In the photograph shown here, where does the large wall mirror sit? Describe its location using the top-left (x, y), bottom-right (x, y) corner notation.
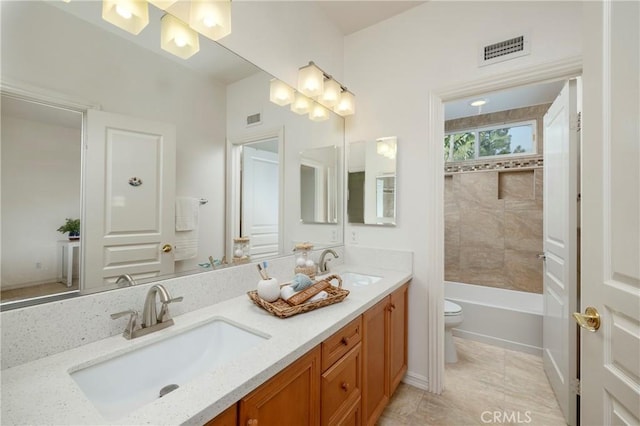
top-left (0, 1), bottom-right (344, 308)
top-left (347, 137), bottom-right (397, 226)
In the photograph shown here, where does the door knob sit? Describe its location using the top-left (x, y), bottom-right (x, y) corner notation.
top-left (572, 306), bottom-right (600, 332)
top-left (537, 253), bottom-right (546, 261)
top-left (162, 244), bottom-right (173, 253)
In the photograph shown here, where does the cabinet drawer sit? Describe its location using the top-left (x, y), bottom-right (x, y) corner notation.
top-left (322, 316), bottom-right (362, 371)
top-left (321, 343), bottom-right (361, 426)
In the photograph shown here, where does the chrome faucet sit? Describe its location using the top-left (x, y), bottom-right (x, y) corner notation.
top-left (115, 274), bottom-right (136, 287)
top-left (111, 284), bottom-right (183, 340)
top-left (318, 249), bottom-right (339, 274)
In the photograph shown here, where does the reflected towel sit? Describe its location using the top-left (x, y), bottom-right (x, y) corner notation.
top-left (175, 197), bottom-right (199, 231)
top-left (174, 231), bottom-right (198, 261)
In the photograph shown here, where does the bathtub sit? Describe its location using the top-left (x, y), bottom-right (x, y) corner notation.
top-left (445, 281), bottom-right (543, 356)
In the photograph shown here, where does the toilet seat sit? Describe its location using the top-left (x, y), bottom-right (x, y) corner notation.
top-left (444, 300), bottom-right (462, 316)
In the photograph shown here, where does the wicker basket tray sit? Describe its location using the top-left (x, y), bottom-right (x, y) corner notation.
top-left (247, 274), bottom-right (348, 318)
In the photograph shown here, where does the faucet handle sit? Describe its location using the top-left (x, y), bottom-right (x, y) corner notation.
top-left (158, 296), bottom-right (183, 323)
top-left (111, 310), bottom-right (139, 339)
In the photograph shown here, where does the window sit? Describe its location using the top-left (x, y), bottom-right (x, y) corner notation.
top-left (444, 120), bottom-right (536, 162)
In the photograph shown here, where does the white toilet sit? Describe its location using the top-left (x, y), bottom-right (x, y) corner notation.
top-left (444, 299), bottom-right (464, 363)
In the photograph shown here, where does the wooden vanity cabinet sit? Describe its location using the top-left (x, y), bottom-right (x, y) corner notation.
top-left (239, 346), bottom-right (321, 426)
top-left (206, 284), bottom-right (408, 426)
top-left (362, 283), bottom-right (409, 426)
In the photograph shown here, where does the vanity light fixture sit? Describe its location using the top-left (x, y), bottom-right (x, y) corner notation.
top-left (309, 102), bottom-right (330, 122)
top-left (189, 0), bottom-right (232, 41)
top-left (161, 14), bottom-right (200, 59)
top-left (320, 78), bottom-right (341, 108)
top-left (334, 90), bottom-right (355, 116)
top-left (297, 62), bottom-right (325, 98)
top-left (291, 92), bottom-right (312, 115)
top-left (377, 137), bottom-right (397, 159)
top-left (269, 79), bottom-right (295, 106)
top-left (102, 0), bottom-right (149, 35)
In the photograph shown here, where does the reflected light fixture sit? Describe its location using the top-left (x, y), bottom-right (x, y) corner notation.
top-left (290, 92), bottom-right (312, 115)
top-left (161, 14), bottom-right (200, 59)
top-left (102, 0), bottom-right (149, 35)
top-left (189, 0), bottom-right (232, 41)
top-left (377, 137), bottom-right (397, 159)
top-left (309, 102), bottom-right (330, 122)
top-left (269, 79), bottom-right (294, 106)
top-left (297, 62), bottom-right (324, 98)
top-left (470, 99), bottom-right (487, 107)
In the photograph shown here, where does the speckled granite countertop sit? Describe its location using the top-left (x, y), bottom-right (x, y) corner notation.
top-left (1, 265), bottom-right (411, 425)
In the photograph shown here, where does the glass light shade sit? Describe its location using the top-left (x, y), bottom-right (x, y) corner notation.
top-left (309, 103), bottom-right (330, 122)
top-left (297, 63), bottom-right (324, 98)
top-left (102, 0), bottom-right (149, 35)
top-left (334, 90), bottom-right (355, 116)
top-left (269, 79), bottom-right (294, 106)
top-left (290, 92), bottom-right (312, 115)
top-left (189, 0), bottom-right (231, 41)
top-left (147, 0), bottom-right (177, 10)
top-left (320, 78), bottom-right (341, 107)
top-left (161, 14), bottom-right (200, 59)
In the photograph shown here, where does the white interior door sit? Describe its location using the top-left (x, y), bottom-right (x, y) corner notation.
top-left (542, 79), bottom-right (579, 426)
top-left (241, 144), bottom-right (279, 259)
top-left (84, 110), bottom-right (176, 289)
top-left (581, 1), bottom-right (640, 424)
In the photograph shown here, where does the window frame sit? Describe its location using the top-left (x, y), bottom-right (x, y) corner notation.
top-left (445, 119), bottom-right (537, 162)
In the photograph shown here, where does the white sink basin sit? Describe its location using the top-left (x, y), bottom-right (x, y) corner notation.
top-left (70, 318), bottom-right (268, 421)
top-left (341, 272), bottom-right (382, 287)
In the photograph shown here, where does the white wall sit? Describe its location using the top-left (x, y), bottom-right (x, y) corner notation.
top-left (1, 116), bottom-right (81, 288)
top-left (343, 1), bottom-right (583, 387)
top-left (1, 2), bottom-right (228, 279)
top-left (219, 1), bottom-right (345, 90)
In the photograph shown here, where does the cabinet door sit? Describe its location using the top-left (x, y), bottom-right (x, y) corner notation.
top-left (240, 346), bottom-right (321, 426)
top-left (389, 284), bottom-right (408, 396)
top-left (205, 404), bottom-right (237, 426)
top-left (362, 297), bottom-right (389, 426)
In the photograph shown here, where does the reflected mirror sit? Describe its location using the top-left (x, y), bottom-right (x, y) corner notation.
top-left (0, 0), bottom-right (344, 307)
top-left (347, 137), bottom-right (397, 226)
top-left (300, 146), bottom-right (338, 224)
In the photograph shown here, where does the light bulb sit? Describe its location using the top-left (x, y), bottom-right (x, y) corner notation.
top-left (175, 36), bottom-right (187, 47)
top-left (203, 16), bottom-right (216, 28)
top-left (115, 4), bottom-right (132, 19)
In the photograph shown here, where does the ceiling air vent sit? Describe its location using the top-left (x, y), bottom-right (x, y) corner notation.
top-left (246, 112), bottom-right (261, 127)
top-left (479, 33), bottom-right (530, 67)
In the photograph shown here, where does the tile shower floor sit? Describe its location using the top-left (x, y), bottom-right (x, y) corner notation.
top-left (379, 337), bottom-right (567, 425)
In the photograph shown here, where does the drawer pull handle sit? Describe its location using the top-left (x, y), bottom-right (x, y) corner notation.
top-left (341, 336), bottom-right (349, 346)
top-left (247, 419), bottom-right (258, 426)
top-left (341, 382), bottom-right (350, 392)
top-left (389, 303), bottom-right (396, 311)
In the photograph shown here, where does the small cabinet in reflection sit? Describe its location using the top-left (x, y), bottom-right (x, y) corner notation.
top-left (348, 137), bottom-right (397, 226)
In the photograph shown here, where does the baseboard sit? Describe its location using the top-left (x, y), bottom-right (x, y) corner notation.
top-left (402, 370), bottom-right (429, 391)
top-left (453, 329), bottom-right (542, 356)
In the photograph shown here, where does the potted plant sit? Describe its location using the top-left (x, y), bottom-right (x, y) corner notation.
top-left (57, 218), bottom-right (80, 240)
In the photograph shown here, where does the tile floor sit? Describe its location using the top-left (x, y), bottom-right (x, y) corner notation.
top-left (0, 280), bottom-right (78, 302)
top-left (378, 337), bottom-right (567, 425)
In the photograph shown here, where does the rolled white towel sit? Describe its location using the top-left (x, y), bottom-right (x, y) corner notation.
top-left (307, 290), bottom-right (328, 303)
top-left (280, 285), bottom-right (295, 300)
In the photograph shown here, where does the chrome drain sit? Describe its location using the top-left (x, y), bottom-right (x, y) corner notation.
top-left (159, 384), bottom-right (179, 398)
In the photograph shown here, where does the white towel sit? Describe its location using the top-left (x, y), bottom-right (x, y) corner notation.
top-left (175, 197), bottom-right (199, 231)
top-left (174, 231), bottom-right (198, 261)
